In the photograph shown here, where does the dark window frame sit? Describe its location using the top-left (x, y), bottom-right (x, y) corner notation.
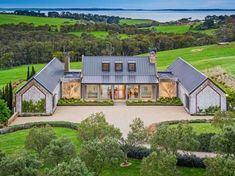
top-left (102, 63), bottom-right (110, 72)
top-left (128, 63), bottom-right (136, 72)
top-left (115, 63), bottom-right (123, 72)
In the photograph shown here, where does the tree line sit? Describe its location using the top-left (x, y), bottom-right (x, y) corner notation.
top-left (0, 23), bottom-right (215, 68)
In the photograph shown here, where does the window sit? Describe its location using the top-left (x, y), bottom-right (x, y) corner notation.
top-left (102, 63), bottom-right (110, 72)
top-left (127, 85), bottom-right (139, 99)
top-left (115, 63), bottom-right (123, 72)
top-left (185, 94), bottom-right (190, 110)
top-left (128, 62), bottom-right (136, 72)
top-left (100, 85), bottom-right (112, 99)
top-left (87, 85), bottom-right (99, 99)
top-left (140, 85), bottom-right (152, 99)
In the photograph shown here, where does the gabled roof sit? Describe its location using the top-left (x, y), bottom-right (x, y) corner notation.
top-left (167, 58), bottom-right (208, 94)
top-left (82, 56), bottom-right (158, 84)
top-left (17, 58), bottom-right (64, 94)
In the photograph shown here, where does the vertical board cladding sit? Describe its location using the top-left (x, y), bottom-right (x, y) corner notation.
top-left (52, 83), bottom-right (61, 112)
top-left (190, 80), bottom-right (227, 114)
top-left (159, 80), bottom-right (177, 98)
top-left (177, 83), bottom-right (189, 108)
top-left (16, 79), bottom-right (52, 115)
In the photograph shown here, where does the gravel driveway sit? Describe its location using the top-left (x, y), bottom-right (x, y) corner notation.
top-left (12, 104), bottom-right (212, 137)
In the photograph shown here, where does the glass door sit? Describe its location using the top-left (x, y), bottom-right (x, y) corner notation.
top-left (114, 85), bottom-right (126, 100)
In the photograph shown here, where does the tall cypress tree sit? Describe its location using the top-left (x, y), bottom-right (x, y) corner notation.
top-left (27, 66), bottom-right (30, 81)
top-left (31, 66), bottom-right (36, 77)
top-left (8, 82), bottom-right (13, 111)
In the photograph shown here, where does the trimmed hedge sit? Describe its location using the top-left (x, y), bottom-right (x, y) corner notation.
top-left (58, 98), bottom-right (114, 106)
top-left (0, 121), bottom-right (79, 134)
top-left (157, 119), bottom-right (212, 128)
top-left (126, 97), bottom-right (183, 106)
top-left (127, 146), bottom-right (206, 168)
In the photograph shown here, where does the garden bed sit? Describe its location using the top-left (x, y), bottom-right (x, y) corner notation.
top-left (126, 97), bottom-right (183, 106)
top-left (57, 98), bottom-right (114, 106)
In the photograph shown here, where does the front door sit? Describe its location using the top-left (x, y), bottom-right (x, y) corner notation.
top-left (114, 85), bottom-right (126, 100)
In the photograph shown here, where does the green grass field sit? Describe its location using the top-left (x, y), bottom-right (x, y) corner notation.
top-left (69, 31), bottom-right (109, 39)
top-left (141, 42), bottom-right (235, 75)
top-left (0, 127), bottom-right (206, 175)
top-left (169, 123), bottom-right (221, 135)
top-left (0, 14), bottom-right (77, 26)
top-left (154, 25), bottom-right (190, 34)
top-left (119, 19), bottom-right (153, 25)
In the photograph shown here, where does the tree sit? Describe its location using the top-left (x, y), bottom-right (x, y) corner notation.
top-left (204, 156), bottom-right (235, 176)
top-left (140, 150), bottom-right (177, 176)
top-left (8, 83), bottom-right (13, 111)
top-left (78, 112), bottom-right (122, 142)
top-left (210, 126), bottom-right (235, 158)
top-left (0, 99), bottom-right (11, 124)
top-left (31, 66), bottom-right (36, 77)
top-left (151, 123), bottom-right (200, 155)
top-left (25, 125), bottom-right (57, 156)
top-left (212, 111), bottom-right (235, 129)
top-left (0, 152), bottom-right (41, 176)
top-left (119, 118), bottom-right (148, 165)
top-left (42, 137), bottom-right (77, 166)
top-left (80, 137), bottom-right (122, 176)
top-left (47, 157), bottom-right (93, 176)
top-left (27, 66), bottom-right (30, 80)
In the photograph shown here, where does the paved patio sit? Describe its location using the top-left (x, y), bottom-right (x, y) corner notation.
top-left (12, 104), bottom-right (212, 137)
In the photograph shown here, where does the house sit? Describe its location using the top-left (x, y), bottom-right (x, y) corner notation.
top-left (16, 52), bottom-right (227, 115)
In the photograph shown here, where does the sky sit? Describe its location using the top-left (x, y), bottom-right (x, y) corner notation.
top-left (0, 0), bottom-right (235, 9)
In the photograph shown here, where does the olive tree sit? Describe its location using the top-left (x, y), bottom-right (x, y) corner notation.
top-left (119, 118), bottom-right (149, 165)
top-left (0, 152), bottom-right (41, 176)
top-left (80, 137), bottom-right (122, 176)
top-left (151, 123), bottom-right (200, 154)
top-left (42, 137), bottom-right (77, 166)
top-left (78, 112), bottom-right (122, 142)
top-left (25, 125), bottom-right (57, 157)
top-left (204, 156), bottom-right (235, 176)
top-left (210, 126), bottom-right (235, 158)
top-left (47, 157), bottom-right (93, 176)
top-left (140, 150), bottom-right (177, 176)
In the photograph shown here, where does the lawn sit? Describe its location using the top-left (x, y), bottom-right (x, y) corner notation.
top-left (169, 123), bottom-right (221, 135)
top-left (69, 31), bottom-right (109, 39)
top-left (0, 127), bottom-right (206, 175)
top-left (119, 18), bottom-right (153, 25)
top-left (0, 127), bottom-right (81, 156)
top-left (0, 14), bottom-right (77, 26)
top-left (141, 42), bottom-right (235, 75)
top-left (0, 62), bottom-right (81, 88)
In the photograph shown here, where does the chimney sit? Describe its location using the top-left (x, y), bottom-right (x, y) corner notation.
top-left (64, 54), bottom-right (70, 72)
top-left (149, 49), bottom-right (157, 64)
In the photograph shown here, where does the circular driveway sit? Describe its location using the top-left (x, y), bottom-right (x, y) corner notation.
top-left (12, 105), bottom-right (211, 137)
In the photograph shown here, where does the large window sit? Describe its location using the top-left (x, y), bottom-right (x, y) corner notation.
top-left (127, 85), bottom-right (139, 99)
top-left (115, 63), bottom-right (123, 72)
top-left (100, 85), bottom-right (112, 99)
top-left (128, 62), bottom-right (136, 72)
top-left (140, 85), bottom-right (153, 99)
top-left (87, 85), bottom-right (99, 99)
top-left (102, 62), bottom-right (110, 72)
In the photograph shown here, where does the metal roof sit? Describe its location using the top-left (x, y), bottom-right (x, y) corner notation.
top-left (158, 71), bottom-right (178, 81)
top-left (82, 56), bottom-right (158, 84)
top-left (17, 58), bottom-right (64, 94)
top-left (167, 58), bottom-right (208, 94)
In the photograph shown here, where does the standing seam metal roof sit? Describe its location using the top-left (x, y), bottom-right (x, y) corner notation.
top-left (82, 56), bottom-right (158, 84)
top-left (167, 58), bottom-right (208, 94)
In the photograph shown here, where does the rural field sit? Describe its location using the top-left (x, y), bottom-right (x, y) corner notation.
top-left (119, 18), bottom-right (154, 25)
top-left (1, 42), bottom-right (235, 88)
top-left (0, 14), bottom-right (78, 26)
top-left (0, 127), bottom-right (206, 176)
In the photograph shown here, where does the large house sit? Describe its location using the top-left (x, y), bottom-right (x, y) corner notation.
top-left (16, 52), bottom-right (227, 116)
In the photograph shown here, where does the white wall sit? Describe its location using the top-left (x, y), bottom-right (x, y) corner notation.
top-left (177, 82), bottom-right (190, 112)
top-left (22, 85), bottom-right (45, 103)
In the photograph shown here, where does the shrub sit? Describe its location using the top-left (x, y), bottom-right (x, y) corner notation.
top-left (58, 98), bottom-right (114, 106)
top-left (22, 99), bottom-right (46, 113)
top-left (0, 99), bottom-right (11, 125)
top-left (197, 133), bottom-right (216, 152)
top-left (127, 146), bottom-right (151, 159)
top-left (176, 154), bottom-right (205, 168)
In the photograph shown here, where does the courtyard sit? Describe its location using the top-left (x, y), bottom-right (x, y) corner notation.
top-left (11, 104), bottom-right (212, 136)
